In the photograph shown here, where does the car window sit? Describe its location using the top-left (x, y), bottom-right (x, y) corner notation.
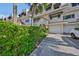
top-left (75, 28), bottom-right (79, 31)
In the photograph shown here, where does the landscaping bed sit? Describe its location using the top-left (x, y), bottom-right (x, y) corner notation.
top-left (0, 21), bottom-right (47, 56)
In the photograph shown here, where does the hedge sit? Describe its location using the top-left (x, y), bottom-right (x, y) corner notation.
top-left (0, 21), bottom-right (47, 56)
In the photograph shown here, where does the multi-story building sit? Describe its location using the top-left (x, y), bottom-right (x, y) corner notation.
top-left (17, 11), bottom-right (32, 25)
top-left (33, 3), bottom-right (79, 34)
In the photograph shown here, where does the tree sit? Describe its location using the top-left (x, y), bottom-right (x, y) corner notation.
top-left (4, 18), bottom-right (6, 20)
top-left (28, 3), bottom-right (49, 26)
top-left (21, 11), bottom-right (26, 16)
top-left (18, 14), bottom-right (21, 17)
top-left (13, 3), bottom-right (17, 24)
top-left (8, 16), bottom-right (12, 20)
top-left (18, 11), bottom-right (26, 17)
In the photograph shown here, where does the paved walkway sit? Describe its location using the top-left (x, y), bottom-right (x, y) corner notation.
top-left (30, 34), bottom-right (79, 56)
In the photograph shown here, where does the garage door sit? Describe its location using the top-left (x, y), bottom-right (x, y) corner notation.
top-left (63, 24), bottom-right (75, 33)
top-left (49, 25), bottom-right (63, 33)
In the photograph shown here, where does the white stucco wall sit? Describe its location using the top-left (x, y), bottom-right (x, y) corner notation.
top-left (34, 18), bottom-right (48, 26)
top-left (21, 18), bottom-right (31, 25)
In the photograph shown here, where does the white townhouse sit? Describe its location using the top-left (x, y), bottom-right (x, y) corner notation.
top-left (18, 11), bottom-right (32, 26)
top-left (33, 3), bottom-right (79, 34)
top-left (18, 16), bottom-right (31, 26)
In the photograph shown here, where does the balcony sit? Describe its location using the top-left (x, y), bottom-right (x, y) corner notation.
top-left (34, 4), bottom-right (66, 18)
top-left (45, 3), bottom-right (52, 11)
top-left (53, 3), bottom-right (61, 9)
top-left (33, 17), bottom-right (40, 23)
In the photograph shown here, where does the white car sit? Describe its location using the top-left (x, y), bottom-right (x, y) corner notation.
top-left (70, 28), bottom-right (79, 39)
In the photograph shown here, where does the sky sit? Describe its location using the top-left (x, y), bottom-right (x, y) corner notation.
top-left (0, 3), bottom-right (30, 18)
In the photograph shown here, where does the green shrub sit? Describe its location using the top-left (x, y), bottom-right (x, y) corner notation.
top-left (0, 21), bottom-right (47, 56)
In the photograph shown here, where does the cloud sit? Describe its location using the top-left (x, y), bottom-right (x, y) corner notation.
top-left (0, 14), bottom-right (9, 18)
top-left (26, 9), bottom-right (29, 12)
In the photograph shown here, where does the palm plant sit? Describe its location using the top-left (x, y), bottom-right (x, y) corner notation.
top-left (18, 11), bottom-right (26, 17)
top-left (13, 3), bottom-right (17, 24)
top-left (18, 14), bottom-right (22, 17)
top-left (8, 16), bottom-right (12, 20)
top-left (28, 3), bottom-right (49, 26)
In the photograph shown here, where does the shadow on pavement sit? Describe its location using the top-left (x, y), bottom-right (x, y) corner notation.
top-left (30, 36), bottom-right (79, 56)
top-left (61, 36), bottom-right (79, 49)
top-left (44, 37), bottom-right (74, 48)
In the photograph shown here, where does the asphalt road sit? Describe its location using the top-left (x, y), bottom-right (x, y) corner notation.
top-left (30, 34), bottom-right (79, 56)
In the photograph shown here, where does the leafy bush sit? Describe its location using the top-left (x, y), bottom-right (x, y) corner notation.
top-left (0, 21), bottom-right (47, 56)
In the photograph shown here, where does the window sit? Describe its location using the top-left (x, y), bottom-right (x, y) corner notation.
top-left (75, 28), bottom-right (79, 31)
top-left (34, 18), bottom-right (40, 22)
top-left (72, 3), bottom-right (79, 7)
top-left (25, 19), bottom-right (29, 22)
top-left (46, 3), bottom-right (52, 11)
top-left (63, 14), bottom-right (75, 20)
top-left (71, 14), bottom-right (75, 18)
top-left (53, 3), bottom-right (61, 9)
top-left (49, 14), bottom-right (60, 20)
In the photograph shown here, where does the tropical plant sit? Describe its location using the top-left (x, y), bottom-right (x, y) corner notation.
top-left (8, 16), bottom-right (12, 20)
top-left (18, 14), bottom-right (21, 17)
top-left (13, 3), bottom-right (17, 24)
top-left (0, 19), bottom-right (3, 20)
top-left (28, 3), bottom-right (49, 26)
top-left (18, 11), bottom-right (26, 17)
top-left (0, 21), bottom-right (47, 56)
top-left (4, 18), bottom-right (6, 20)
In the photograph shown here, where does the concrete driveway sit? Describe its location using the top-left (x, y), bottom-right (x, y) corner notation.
top-left (30, 34), bottom-right (79, 56)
